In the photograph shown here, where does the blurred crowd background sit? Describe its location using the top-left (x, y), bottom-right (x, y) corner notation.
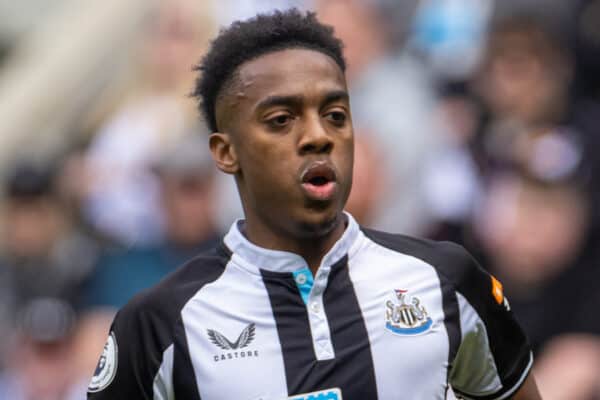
top-left (0, 0), bottom-right (599, 398)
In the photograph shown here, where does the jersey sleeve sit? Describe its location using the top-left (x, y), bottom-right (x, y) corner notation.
top-left (87, 294), bottom-right (173, 400)
top-left (443, 243), bottom-right (533, 400)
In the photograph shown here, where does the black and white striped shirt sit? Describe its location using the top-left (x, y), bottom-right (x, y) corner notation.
top-left (88, 213), bottom-right (532, 400)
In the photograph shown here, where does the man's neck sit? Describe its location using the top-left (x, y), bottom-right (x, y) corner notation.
top-left (242, 214), bottom-right (346, 275)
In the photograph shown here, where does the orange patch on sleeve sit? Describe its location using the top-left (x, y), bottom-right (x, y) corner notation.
top-left (491, 276), bottom-right (504, 305)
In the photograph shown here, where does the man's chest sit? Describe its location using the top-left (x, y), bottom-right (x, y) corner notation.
top-left (174, 265), bottom-right (454, 400)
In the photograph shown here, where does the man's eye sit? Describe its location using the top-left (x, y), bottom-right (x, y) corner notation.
top-left (268, 115), bottom-right (292, 126)
top-left (326, 111), bottom-right (347, 124)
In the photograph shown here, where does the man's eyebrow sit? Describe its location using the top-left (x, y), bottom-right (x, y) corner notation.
top-left (322, 90), bottom-right (349, 105)
top-left (255, 95), bottom-right (304, 111)
top-left (255, 90), bottom-right (349, 112)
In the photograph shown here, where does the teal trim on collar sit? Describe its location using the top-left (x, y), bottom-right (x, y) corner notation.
top-left (292, 268), bottom-right (314, 305)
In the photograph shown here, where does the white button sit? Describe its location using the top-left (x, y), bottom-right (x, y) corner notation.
top-left (295, 273), bottom-right (307, 285)
top-left (310, 302), bottom-right (321, 313)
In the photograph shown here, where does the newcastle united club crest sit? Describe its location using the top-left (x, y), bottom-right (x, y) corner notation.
top-left (385, 289), bottom-right (433, 335)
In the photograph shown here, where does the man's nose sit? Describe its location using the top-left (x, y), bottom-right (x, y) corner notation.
top-left (298, 114), bottom-right (333, 155)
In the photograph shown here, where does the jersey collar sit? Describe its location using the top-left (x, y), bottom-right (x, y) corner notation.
top-left (223, 211), bottom-right (361, 274)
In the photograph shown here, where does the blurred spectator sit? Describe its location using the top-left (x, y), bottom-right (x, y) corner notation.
top-left (476, 174), bottom-right (588, 293)
top-left (83, 0), bottom-right (214, 245)
top-left (0, 303), bottom-right (85, 400)
top-left (422, 82), bottom-right (483, 240)
top-left (475, 16), bottom-right (572, 129)
top-left (535, 334), bottom-right (600, 400)
top-left (0, 163), bottom-right (99, 367)
top-left (54, 144), bottom-right (118, 247)
top-left (473, 173), bottom-right (597, 349)
top-left (470, 15), bottom-right (600, 188)
top-left (84, 134), bottom-right (220, 309)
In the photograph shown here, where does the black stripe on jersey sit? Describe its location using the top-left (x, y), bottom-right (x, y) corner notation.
top-left (436, 275), bottom-right (460, 370)
top-left (324, 256), bottom-right (378, 398)
top-left (261, 268), bottom-right (318, 393)
top-left (261, 257), bottom-right (378, 399)
top-left (173, 319), bottom-right (202, 400)
top-left (361, 229), bottom-right (462, 386)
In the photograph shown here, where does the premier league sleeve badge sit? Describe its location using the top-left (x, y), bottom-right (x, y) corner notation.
top-left (88, 331), bottom-right (118, 393)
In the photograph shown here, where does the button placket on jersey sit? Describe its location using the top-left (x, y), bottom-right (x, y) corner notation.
top-left (306, 267), bottom-right (335, 360)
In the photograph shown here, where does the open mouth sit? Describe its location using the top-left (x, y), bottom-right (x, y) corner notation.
top-left (300, 162), bottom-right (337, 201)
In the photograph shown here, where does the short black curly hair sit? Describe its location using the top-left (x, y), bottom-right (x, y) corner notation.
top-left (192, 8), bottom-right (346, 133)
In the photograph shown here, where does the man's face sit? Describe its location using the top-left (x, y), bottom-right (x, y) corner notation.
top-left (213, 48), bottom-right (354, 238)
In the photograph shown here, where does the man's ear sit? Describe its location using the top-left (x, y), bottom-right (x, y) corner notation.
top-left (209, 132), bottom-right (239, 174)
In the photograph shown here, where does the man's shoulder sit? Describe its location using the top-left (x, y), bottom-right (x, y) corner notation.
top-left (361, 227), bottom-right (507, 325)
top-left (116, 243), bottom-right (230, 326)
top-left (360, 227), bottom-right (484, 290)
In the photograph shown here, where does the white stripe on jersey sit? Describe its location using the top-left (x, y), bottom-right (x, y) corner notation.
top-left (153, 344), bottom-right (174, 400)
top-left (451, 292), bottom-right (502, 396)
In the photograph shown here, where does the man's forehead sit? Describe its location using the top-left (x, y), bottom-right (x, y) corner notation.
top-left (235, 48), bottom-right (347, 98)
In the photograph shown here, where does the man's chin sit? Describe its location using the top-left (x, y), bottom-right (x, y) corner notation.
top-left (294, 209), bottom-right (343, 239)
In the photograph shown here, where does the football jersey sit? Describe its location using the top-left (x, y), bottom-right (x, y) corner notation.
top-left (87, 213), bottom-right (532, 399)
